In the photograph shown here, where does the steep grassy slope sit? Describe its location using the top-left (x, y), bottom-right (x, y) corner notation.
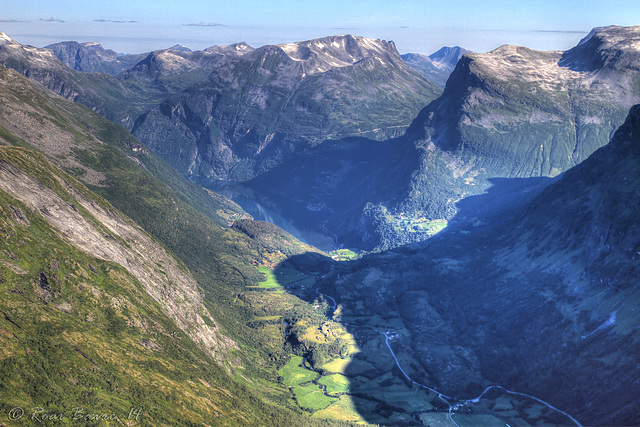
top-left (0, 147), bottom-right (293, 425)
top-left (0, 64), bottom-right (357, 425)
top-left (318, 104), bottom-right (640, 425)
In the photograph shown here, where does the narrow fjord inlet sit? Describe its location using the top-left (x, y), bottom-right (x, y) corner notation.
top-left (0, 2), bottom-right (639, 426)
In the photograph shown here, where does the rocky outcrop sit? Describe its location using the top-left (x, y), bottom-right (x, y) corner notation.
top-left (0, 150), bottom-right (236, 362)
top-left (9, 205), bottom-right (29, 226)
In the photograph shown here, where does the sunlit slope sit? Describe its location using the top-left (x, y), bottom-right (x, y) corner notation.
top-left (0, 63), bottom-right (355, 426)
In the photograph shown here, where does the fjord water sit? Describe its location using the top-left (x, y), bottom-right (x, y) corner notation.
top-left (207, 180), bottom-right (336, 251)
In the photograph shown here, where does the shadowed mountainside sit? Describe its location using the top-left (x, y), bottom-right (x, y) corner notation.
top-left (301, 104), bottom-right (640, 425)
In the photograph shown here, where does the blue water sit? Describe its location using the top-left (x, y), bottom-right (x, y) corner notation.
top-left (207, 182), bottom-right (334, 251)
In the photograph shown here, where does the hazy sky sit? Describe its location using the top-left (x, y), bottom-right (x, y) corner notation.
top-left (2, 0), bottom-right (639, 54)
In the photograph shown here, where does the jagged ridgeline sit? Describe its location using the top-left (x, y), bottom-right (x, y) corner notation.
top-left (0, 32), bottom-right (442, 183)
top-left (0, 64), bottom-right (353, 425)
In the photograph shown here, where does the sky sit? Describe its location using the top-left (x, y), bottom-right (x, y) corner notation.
top-left (1, 0), bottom-right (639, 55)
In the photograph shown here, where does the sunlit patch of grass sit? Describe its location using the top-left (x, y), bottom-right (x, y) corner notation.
top-left (328, 249), bottom-right (359, 261)
top-left (278, 356), bottom-right (317, 387)
top-left (295, 383), bottom-right (337, 411)
top-left (311, 395), bottom-right (372, 422)
top-left (256, 266), bottom-right (282, 288)
top-left (318, 374), bottom-right (350, 395)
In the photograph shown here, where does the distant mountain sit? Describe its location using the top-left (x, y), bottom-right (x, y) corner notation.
top-left (325, 103), bottom-right (640, 425)
top-left (0, 32), bottom-right (156, 127)
top-left (204, 42), bottom-right (253, 54)
top-left (44, 40), bottom-right (145, 74)
top-left (118, 43), bottom-right (251, 82)
top-left (0, 33), bottom-right (439, 185)
top-left (402, 46), bottom-right (470, 87)
top-left (131, 34), bottom-right (443, 181)
top-left (430, 46), bottom-right (471, 70)
top-left (167, 44), bottom-right (192, 52)
top-left (0, 33), bottom-right (225, 128)
top-left (247, 26), bottom-right (640, 250)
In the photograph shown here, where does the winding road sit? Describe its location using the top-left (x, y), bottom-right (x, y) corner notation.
top-left (378, 330), bottom-right (582, 427)
top-left (316, 286), bottom-right (582, 427)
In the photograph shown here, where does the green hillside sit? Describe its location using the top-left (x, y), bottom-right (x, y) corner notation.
top-left (0, 64), bottom-right (359, 425)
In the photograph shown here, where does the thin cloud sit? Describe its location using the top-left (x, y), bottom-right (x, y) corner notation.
top-left (183, 22), bottom-right (226, 27)
top-left (39, 17), bottom-right (65, 23)
top-left (534, 30), bottom-right (588, 34)
top-left (0, 19), bottom-right (25, 23)
top-left (94, 19), bottom-right (138, 24)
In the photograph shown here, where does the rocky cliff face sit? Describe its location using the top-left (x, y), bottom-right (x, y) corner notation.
top-left (131, 34), bottom-right (442, 181)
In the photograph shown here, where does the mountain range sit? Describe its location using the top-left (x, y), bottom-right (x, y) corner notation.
top-left (0, 24), bottom-right (639, 426)
top-left (44, 40), bottom-right (146, 75)
top-left (238, 26), bottom-right (640, 251)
